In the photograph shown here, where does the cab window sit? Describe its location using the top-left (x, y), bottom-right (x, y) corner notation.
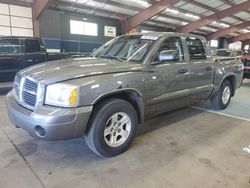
top-left (25, 39), bottom-right (40, 53)
top-left (0, 39), bottom-right (21, 54)
top-left (186, 37), bottom-right (206, 60)
top-left (155, 37), bottom-right (184, 62)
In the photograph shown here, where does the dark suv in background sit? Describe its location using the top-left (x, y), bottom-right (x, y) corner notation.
top-left (0, 36), bottom-right (75, 91)
top-left (0, 37), bottom-right (48, 89)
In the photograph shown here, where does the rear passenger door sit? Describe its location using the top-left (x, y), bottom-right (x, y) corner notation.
top-left (23, 39), bottom-right (47, 68)
top-left (185, 37), bottom-right (214, 101)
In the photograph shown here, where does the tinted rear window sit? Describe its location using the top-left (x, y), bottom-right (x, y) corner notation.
top-left (25, 39), bottom-right (40, 53)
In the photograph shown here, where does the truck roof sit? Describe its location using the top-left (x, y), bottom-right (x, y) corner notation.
top-left (125, 32), bottom-right (207, 41)
top-left (0, 36), bottom-right (41, 40)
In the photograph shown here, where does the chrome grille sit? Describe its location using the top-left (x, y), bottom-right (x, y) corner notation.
top-left (22, 90), bottom-right (37, 107)
top-left (13, 74), bottom-right (39, 110)
top-left (24, 79), bottom-right (38, 92)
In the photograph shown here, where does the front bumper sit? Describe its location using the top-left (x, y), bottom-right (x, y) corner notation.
top-left (6, 91), bottom-right (93, 140)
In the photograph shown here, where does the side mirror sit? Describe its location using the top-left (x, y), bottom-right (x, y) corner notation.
top-left (159, 50), bottom-right (179, 62)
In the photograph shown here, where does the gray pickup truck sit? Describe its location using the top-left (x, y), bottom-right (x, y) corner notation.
top-left (6, 32), bottom-right (243, 157)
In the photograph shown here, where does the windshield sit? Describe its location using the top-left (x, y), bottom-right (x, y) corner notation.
top-left (0, 39), bottom-right (22, 55)
top-left (213, 50), bottom-right (232, 57)
top-left (92, 35), bottom-right (155, 63)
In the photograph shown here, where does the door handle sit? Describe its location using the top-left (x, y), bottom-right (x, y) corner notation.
top-left (177, 68), bottom-right (188, 74)
top-left (206, 66), bottom-right (213, 71)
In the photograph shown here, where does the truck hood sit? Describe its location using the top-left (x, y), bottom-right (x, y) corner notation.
top-left (19, 57), bottom-right (143, 84)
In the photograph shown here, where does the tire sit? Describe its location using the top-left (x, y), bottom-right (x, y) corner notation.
top-left (85, 98), bottom-right (138, 157)
top-left (211, 80), bottom-right (232, 110)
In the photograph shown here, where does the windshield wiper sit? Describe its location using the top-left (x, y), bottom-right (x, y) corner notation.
top-left (100, 55), bottom-right (126, 62)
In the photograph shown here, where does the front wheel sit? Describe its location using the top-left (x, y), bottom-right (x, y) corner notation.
top-left (85, 99), bottom-right (138, 157)
top-left (211, 80), bottom-right (232, 110)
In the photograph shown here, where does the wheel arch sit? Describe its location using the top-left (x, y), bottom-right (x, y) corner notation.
top-left (221, 74), bottom-right (236, 96)
top-left (85, 89), bottom-right (144, 134)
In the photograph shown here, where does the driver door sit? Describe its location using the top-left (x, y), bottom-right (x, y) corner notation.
top-left (143, 36), bottom-right (192, 116)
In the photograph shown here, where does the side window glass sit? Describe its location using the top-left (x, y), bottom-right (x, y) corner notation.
top-left (186, 37), bottom-right (206, 60)
top-left (0, 39), bottom-right (21, 54)
top-left (156, 37), bottom-right (184, 62)
top-left (237, 51), bottom-right (242, 56)
top-left (25, 39), bottom-right (40, 53)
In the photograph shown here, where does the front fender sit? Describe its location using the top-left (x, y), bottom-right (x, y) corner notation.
top-left (92, 88), bottom-right (143, 104)
top-left (61, 72), bottom-right (145, 107)
top-left (93, 88), bottom-right (144, 123)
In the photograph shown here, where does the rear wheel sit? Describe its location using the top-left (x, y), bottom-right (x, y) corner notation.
top-left (85, 99), bottom-right (138, 157)
top-left (211, 80), bottom-right (232, 110)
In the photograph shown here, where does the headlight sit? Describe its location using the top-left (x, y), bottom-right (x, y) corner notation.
top-left (45, 83), bottom-right (79, 107)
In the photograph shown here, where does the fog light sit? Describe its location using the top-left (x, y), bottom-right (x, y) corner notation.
top-left (34, 126), bottom-right (47, 137)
